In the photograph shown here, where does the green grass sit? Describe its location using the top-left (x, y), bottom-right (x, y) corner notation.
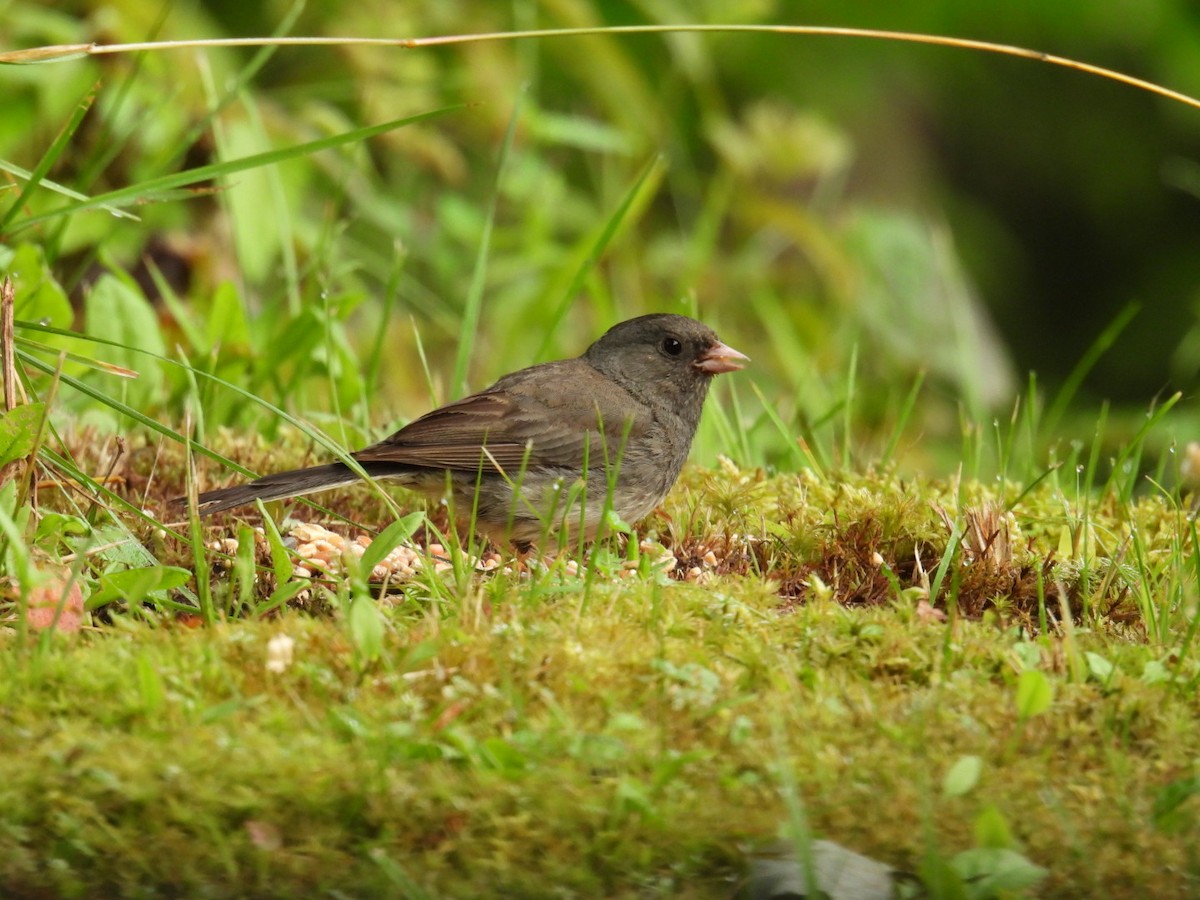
top-left (3, 509), bottom-right (1198, 896)
top-left (7, 451), bottom-right (1200, 896)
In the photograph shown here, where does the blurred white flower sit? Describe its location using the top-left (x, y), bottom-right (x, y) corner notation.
top-left (266, 634), bottom-right (295, 673)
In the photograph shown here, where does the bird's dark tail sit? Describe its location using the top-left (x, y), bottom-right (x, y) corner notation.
top-left (180, 462), bottom-right (362, 516)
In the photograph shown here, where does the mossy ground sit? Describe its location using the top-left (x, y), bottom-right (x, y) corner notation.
top-left (4, 448), bottom-right (1199, 898)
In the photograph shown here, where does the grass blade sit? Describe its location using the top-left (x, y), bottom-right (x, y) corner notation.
top-left (533, 154), bottom-right (665, 361)
top-left (451, 92), bottom-right (523, 397)
top-left (0, 83), bottom-right (97, 232)
top-left (0, 160), bottom-right (137, 221)
top-left (880, 370), bottom-right (925, 467)
top-left (1043, 302), bottom-right (1139, 434)
top-left (9, 106), bottom-right (466, 232)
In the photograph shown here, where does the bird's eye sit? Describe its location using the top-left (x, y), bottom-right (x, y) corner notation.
top-left (661, 336), bottom-right (683, 357)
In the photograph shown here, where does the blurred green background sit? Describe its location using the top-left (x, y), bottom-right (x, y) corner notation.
top-left (4, 0), bottom-right (1200, 470)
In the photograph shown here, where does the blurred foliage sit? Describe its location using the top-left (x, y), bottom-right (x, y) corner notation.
top-left (2, 0), bottom-right (1200, 469)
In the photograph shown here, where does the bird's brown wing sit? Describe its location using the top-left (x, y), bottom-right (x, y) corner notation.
top-left (352, 360), bottom-right (648, 474)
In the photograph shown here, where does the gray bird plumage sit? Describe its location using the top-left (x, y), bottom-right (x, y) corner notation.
top-left (182, 314), bottom-right (747, 546)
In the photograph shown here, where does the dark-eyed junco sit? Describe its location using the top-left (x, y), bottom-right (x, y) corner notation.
top-left (184, 314), bottom-right (747, 546)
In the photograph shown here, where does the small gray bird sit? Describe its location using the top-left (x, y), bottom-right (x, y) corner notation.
top-left (185, 314), bottom-right (747, 546)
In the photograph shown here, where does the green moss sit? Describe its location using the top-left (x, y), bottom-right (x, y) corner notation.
top-left (5, 467), bottom-right (1200, 897)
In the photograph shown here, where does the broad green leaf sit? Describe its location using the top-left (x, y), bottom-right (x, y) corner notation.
top-left (943, 755), bottom-right (982, 797)
top-left (973, 804), bottom-right (1016, 849)
top-left (1141, 660), bottom-right (1171, 685)
top-left (480, 737), bottom-right (527, 774)
top-left (1085, 651), bottom-right (1115, 682)
top-left (7, 243), bottom-right (72, 328)
top-left (86, 565), bottom-right (192, 610)
top-left (1016, 669), bottom-right (1053, 719)
top-left (1011, 640), bottom-right (1042, 671)
top-left (34, 510), bottom-right (90, 545)
top-left (950, 847), bottom-right (1048, 894)
top-left (204, 280), bottom-right (252, 352)
top-left (917, 853), bottom-right (969, 900)
top-left (84, 274), bottom-right (165, 408)
top-left (0, 401), bottom-right (44, 466)
top-left (348, 594), bottom-right (384, 664)
top-left (222, 116), bottom-right (289, 282)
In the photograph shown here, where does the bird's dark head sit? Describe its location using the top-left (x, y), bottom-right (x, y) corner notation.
top-left (584, 313), bottom-right (747, 420)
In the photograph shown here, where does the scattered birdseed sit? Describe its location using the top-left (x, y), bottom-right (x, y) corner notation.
top-left (208, 520), bottom-right (691, 590)
top-left (278, 523), bottom-right (507, 583)
top-left (208, 537), bottom-right (240, 570)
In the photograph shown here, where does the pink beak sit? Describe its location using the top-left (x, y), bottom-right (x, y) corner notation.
top-left (693, 340), bottom-right (749, 375)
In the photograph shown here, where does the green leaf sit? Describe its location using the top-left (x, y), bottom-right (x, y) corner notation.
top-left (1141, 660), bottom-right (1171, 685)
top-left (451, 94), bottom-right (521, 397)
top-left (11, 106), bottom-right (466, 232)
top-left (204, 280), bottom-right (252, 352)
top-left (0, 82), bottom-right (96, 232)
top-left (359, 511), bottom-right (425, 574)
top-left (15, 336), bottom-right (139, 377)
top-left (917, 852), bottom-right (969, 900)
top-left (1057, 525), bottom-right (1074, 560)
top-left (1085, 651), bottom-right (1115, 683)
top-left (1016, 669), bottom-right (1054, 719)
top-left (533, 154), bottom-right (665, 361)
top-left (33, 511), bottom-right (90, 545)
top-left (942, 755), bottom-right (982, 797)
top-left (0, 401), bottom-right (44, 466)
top-left (86, 565), bottom-right (192, 610)
top-left (348, 594), bottom-right (384, 664)
top-left (370, 850), bottom-right (435, 899)
top-left (480, 737), bottom-right (527, 774)
top-left (233, 523), bottom-right (257, 609)
top-left (84, 275), bottom-right (164, 408)
top-left (525, 108), bottom-right (634, 154)
top-left (601, 507), bottom-right (633, 536)
top-left (254, 580), bottom-right (309, 619)
top-left (200, 698), bottom-right (249, 723)
top-left (7, 243), bottom-right (72, 328)
top-left (222, 116), bottom-right (288, 283)
top-left (950, 847), bottom-right (1048, 894)
top-left (67, 525), bottom-right (197, 609)
top-left (972, 804), bottom-right (1016, 849)
top-left (257, 505), bottom-right (294, 584)
top-left (1153, 776), bottom-right (1200, 834)
top-left (0, 480), bottom-right (32, 585)
top-left (1011, 640), bottom-right (1043, 671)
